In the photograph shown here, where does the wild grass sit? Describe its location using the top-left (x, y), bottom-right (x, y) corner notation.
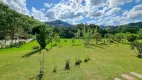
top-left (0, 39), bottom-right (142, 80)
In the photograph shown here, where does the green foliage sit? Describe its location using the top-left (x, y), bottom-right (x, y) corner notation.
top-left (75, 59), bottom-right (82, 66)
top-left (32, 46), bottom-right (40, 50)
top-left (83, 26), bottom-right (93, 45)
top-left (36, 24), bottom-right (53, 49)
top-left (115, 33), bottom-right (124, 42)
top-left (104, 33), bottom-right (114, 44)
top-left (130, 42), bottom-right (135, 50)
top-left (93, 28), bottom-right (102, 44)
top-left (0, 2), bottom-right (42, 41)
top-left (133, 42), bottom-right (142, 58)
top-left (64, 39), bottom-right (67, 42)
top-left (137, 28), bottom-right (142, 39)
top-left (84, 56), bottom-right (90, 62)
top-left (53, 65), bottom-right (57, 73)
top-left (54, 33), bottom-right (60, 45)
top-left (65, 59), bottom-right (70, 70)
top-left (127, 34), bottom-right (138, 42)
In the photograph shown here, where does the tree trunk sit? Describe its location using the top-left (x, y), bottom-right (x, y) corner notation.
top-left (96, 39), bottom-right (98, 44)
top-left (51, 41), bottom-right (52, 49)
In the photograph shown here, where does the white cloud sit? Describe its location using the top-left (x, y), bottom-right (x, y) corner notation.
top-left (87, 9), bottom-right (102, 18)
top-left (31, 7), bottom-right (48, 22)
top-left (123, 4), bottom-right (142, 19)
top-left (135, 0), bottom-right (140, 3)
top-left (1, 0), bottom-right (142, 26)
top-left (85, 0), bottom-right (106, 6)
top-left (108, 0), bottom-right (133, 8)
top-left (44, 3), bottom-right (52, 8)
top-left (40, 8), bottom-right (45, 12)
top-left (45, 10), bottom-right (57, 21)
top-left (1, 0), bottom-right (29, 15)
top-left (44, 0), bottom-right (85, 23)
top-left (106, 7), bottom-right (121, 16)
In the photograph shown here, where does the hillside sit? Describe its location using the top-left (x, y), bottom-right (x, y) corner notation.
top-left (125, 22), bottom-right (142, 28)
top-left (0, 2), bottom-right (42, 40)
top-left (45, 20), bottom-right (72, 27)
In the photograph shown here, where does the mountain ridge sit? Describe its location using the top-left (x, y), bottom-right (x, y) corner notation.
top-left (45, 20), bottom-right (72, 27)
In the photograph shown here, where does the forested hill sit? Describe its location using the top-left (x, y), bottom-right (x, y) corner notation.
top-left (100, 22), bottom-right (142, 34)
top-left (45, 20), bottom-right (72, 27)
top-left (124, 22), bottom-right (142, 28)
top-left (0, 2), bottom-right (43, 40)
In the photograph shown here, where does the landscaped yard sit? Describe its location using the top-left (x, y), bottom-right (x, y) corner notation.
top-left (0, 39), bottom-right (142, 80)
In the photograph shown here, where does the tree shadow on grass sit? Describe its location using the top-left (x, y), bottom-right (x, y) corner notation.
top-left (29, 73), bottom-right (44, 80)
top-left (22, 49), bottom-right (42, 58)
top-left (90, 44), bottom-right (106, 49)
top-left (84, 45), bottom-right (94, 49)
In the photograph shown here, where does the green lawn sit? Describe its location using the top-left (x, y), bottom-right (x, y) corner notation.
top-left (0, 39), bottom-right (142, 80)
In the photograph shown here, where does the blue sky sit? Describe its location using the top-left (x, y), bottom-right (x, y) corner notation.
top-left (1, 0), bottom-right (142, 26)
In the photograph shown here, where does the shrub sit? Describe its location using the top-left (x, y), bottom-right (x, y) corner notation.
top-left (53, 65), bottom-right (57, 73)
top-left (9, 43), bottom-right (16, 48)
top-left (64, 40), bottom-right (67, 42)
top-left (75, 59), bottom-right (82, 66)
top-left (65, 59), bottom-right (70, 70)
top-left (84, 56), bottom-right (90, 62)
top-left (127, 34), bottom-right (138, 42)
top-left (72, 39), bottom-right (75, 42)
top-left (32, 46), bottom-right (39, 49)
top-left (3, 45), bottom-right (10, 49)
top-left (130, 42), bottom-right (135, 50)
top-left (53, 44), bottom-right (57, 47)
top-left (59, 45), bottom-right (62, 48)
top-left (133, 42), bottom-right (142, 58)
top-left (18, 41), bottom-right (26, 45)
top-left (115, 33), bottom-right (124, 42)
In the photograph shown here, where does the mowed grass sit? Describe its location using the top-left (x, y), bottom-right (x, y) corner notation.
top-left (0, 39), bottom-right (142, 80)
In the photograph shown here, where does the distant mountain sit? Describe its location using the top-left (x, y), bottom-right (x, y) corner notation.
top-left (45, 20), bottom-right (72, 27)
top-left (125, 22), bottom-right (142, 28)
top-left (100, 22), bottom-right (142, 29)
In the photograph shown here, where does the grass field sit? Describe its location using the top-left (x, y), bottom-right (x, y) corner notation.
top-left (0, 39), bottom-right (142, 80)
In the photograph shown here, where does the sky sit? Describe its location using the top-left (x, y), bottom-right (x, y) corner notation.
top-left (1, 0), bottom-right (142, 26)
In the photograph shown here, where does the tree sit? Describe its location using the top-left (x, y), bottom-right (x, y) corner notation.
top-left (127, 34), bottom-right (138, 43)
top-left (54, 33), bottom-right (60, 45)
top-left (132, 42), bottom-right (142, 58)
top-left (76, 29), bottom-right (81, 39)
top-left (36, 24), bottom-right (53, 49)
top-left (93, 27), bottom-right (102, 44)
top-left (104, 33), bottom-right (114, 45)
top-left (137, 28), bottom-right (142, 39)
top-left (82, 25), bottom-right (92, 45)
top-left (115, 33), bottom-right (124, 42)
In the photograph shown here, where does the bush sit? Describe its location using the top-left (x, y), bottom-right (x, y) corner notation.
top-left (64, 40), bottom-right (67, 42)
top-left (9, 43), bottom-right (16, 48)
top-left (53, 65), bottom-right (57, 73)
top-left (9, 41), bottom-right (26, 48)
top-left (127, 34), bottom-right (138, 42)
top-left (133, 42), bottom-right (142, 58)
top-left (130, 42), bottom-right (135, 50)
top-left (18, 41), bottom-right (26, 45)
top-left (59, 45), bottom-right (62, 48)
top-left (84, 56), bottom-right (90, 62)
top-left (53, 44), bottom-right (57, 47)
top-left (72, 39), bottom-right (75, 42)
top-left (65, 59), bottom-right (70, 70)
top-left (115, 33), bottom-right (124, 42)
top-left (75, 59), bottom-right (82, 66)
top-left (5, 45), bottom-right (10, 49)
top-left (32, 46), bottom-right (40, 49)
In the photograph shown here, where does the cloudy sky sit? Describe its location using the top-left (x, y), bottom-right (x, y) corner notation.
top-left (1, 0), bottom-right (142, 25)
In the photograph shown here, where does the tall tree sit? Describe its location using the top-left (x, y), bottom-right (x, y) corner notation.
top-left (36, 24), bottom-right (53, 49)
top-left (93, 27), bottom-right (102, 44)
